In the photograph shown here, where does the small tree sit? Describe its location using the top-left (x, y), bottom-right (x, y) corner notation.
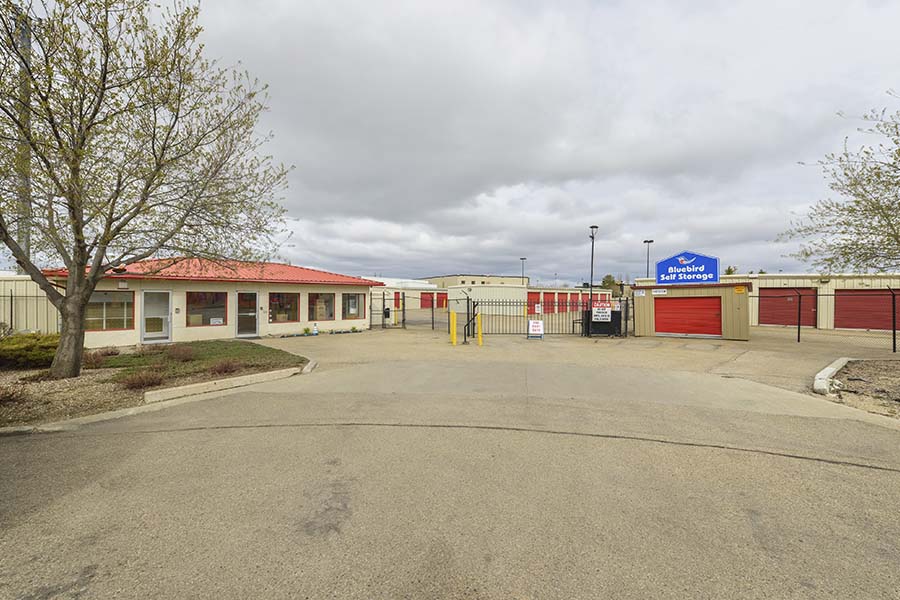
top-left (724, 265), bottom-right (738, 275)
top-left (599, 274), bottom-right (617, 290)
top-left (780, 92), bottom-right (900, 272)
top-left (0, 1), bottom-right (288, 378)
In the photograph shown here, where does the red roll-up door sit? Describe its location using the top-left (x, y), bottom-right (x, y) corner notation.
top-left (527, 292), bottom-right (541, 315)
top-left (543, 292), bottom-right (556, 313)
top-left (759, 288), bottom-right (817, 327)
top-left (436, 293), bottom-right (448, 308)
top-left (570, 293), bottom-right (579, 312)
top-left (420, 292), bottom-right (434, 309)
top-left (394, 292), bottom-right (401, 309)
top-left (835, 289), bottom-right (898, 330)
top-left (654, 297), bottom-right (722, 336)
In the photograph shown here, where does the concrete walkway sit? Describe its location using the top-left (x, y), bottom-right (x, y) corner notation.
top-left (1, 328), bottom-right (898, 599)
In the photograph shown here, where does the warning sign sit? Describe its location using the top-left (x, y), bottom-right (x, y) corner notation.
top-left (592, 300), bottom-right (612, 322)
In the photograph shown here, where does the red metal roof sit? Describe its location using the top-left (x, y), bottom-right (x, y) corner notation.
top-left (43, 258), bottom-right (383, 287)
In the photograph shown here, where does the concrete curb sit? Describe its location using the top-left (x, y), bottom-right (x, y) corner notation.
top-left (0, 362), bottom-right (313, 437)
top-left (144, 366), bottom-right (303, 403)
top-left (302, 359), bottom-right (318, 374)
top-left (813, 357), bottom-right (852, 395)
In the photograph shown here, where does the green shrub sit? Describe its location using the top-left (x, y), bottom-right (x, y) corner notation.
top-left (0, 334), bottom-right (59, 369)
top-left (303, 327), bottom-right (311, 335)
top-left (119, 370), bottom-right (164, 390)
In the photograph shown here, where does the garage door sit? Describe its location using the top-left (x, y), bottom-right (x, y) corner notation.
top-left (420, 292), bottom-right (434, 309)
top-left (654, 297), bottom-right (722, 337)
top-left (759, 288), bottom-right (817, 327)
top-left (543, 292), bottom-right (556, 313)
top-left (527, 292), bottom-right (541, 315)
top-left (436, 293), bottom-right (447, 308)
top-left (835, 290), bottom-right (898, 330)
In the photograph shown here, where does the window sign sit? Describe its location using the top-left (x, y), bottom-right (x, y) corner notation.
top-left (656, 251), bottom-right (719, 285)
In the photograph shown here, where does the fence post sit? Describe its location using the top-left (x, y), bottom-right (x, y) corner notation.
top-left (402, 292), bottom-right (406, 329)
top-left (477, 313), bottom-right (483, 346)
top-left (796, 289), bottom-right (801, 343)
top-left (891, 288), bottom-right (897, 353)
top-left (381, 291), bottom-right (386, 329)
top-left (431, 299), bottom-right (435, 330)
top-left (8, 289), bottom-right (12, 328)
top-left (450, 311), bottom-right (457, 345)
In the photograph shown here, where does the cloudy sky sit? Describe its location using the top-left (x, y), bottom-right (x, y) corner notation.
top-left (196, 0), bottom-right (900, 284)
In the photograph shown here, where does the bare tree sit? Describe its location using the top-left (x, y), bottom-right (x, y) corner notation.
top-left (0, 0), bottom-right (288, 378)
top-left (780, 92), bottom-right (900, 273)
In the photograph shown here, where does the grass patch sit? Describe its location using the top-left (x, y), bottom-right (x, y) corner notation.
top-left (103, 340), bottom-right (305, 385)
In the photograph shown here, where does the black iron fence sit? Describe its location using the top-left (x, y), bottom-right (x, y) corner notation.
top-left (749, 290), bottom-right (897, 352)
top-left (449, 297), bottom-right (633, 336)
top-left (0, 291), bottom-right (60, 334)
top-left (370, 290), bottom-right (449, 331)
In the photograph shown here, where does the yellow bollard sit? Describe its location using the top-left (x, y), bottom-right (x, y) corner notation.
top-left (450, 311), bottom-right (457, 345)
top-left (476, 313), bottom-right (483, 346)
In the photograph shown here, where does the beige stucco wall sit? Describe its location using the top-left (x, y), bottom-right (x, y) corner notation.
top-left (80, 278), bottom-right (373, 348)
top-left (633, 283), bottom-right (751, 341)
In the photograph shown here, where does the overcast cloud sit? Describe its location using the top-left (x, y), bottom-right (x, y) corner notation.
top-left (196, 0), bottom-right (900, 283)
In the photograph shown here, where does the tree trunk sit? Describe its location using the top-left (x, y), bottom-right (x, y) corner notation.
top-left (49, 300), bottom-right (86, 379)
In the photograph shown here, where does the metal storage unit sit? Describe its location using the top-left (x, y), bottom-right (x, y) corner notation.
top-left (759, 287), bottom-right (817, 327)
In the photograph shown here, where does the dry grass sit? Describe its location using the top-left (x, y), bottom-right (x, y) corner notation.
top-left (166, 345), bottom-right (195, 362)
top-left (209, 359), bottom-right (242, 375)
top-left (119, 370), bottom-right (165, 390)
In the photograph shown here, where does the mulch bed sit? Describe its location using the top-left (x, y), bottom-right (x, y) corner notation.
top-left (834, 359), bottom-right (900, 419)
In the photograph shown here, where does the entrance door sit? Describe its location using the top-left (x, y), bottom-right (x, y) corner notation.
top-left (654, 296), bottom-right (722, 337)
top-left (237, 292), bottom-right (258, 337)
top-left (142, 291), bottom-right (171, 343)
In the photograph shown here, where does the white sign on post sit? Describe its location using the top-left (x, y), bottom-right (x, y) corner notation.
top-left (527, 319), bottom-right (544, 339)
top-left (591, 300), bottom-right (612, 322)
top-left (534, 303), bottom-right (542, 314)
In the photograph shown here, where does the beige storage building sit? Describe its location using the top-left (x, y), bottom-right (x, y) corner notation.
top-left (632, 281), bottom-right (752, 341)
top-left (423, 274), bottom-right (529, 288)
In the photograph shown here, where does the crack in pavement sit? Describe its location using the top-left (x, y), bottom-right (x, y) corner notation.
top-left (25, 421), bottom-right (900, 474)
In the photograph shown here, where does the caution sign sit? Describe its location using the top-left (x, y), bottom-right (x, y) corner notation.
top-left (592, 300), bottom-right (612, 322)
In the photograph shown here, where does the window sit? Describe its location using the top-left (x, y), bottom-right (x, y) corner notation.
top-left (85, 291), bottom-right (133, 331)
top-left (342, 293), bottom-right (365, 319)
top-left (186, 292), bottom-right (227, 326)
top-left (308, 293), bottom-right (335, 321)
top-left (269, 293), bottom-right (299, 322)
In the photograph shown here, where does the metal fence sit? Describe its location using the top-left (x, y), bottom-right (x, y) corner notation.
top-left (449, 297), bottom-right (633, 337)
top-left (369, 290), bottom-right (449, 331)
top-left (749, 291), bottom-right (897, 352)
top-left (0, 291), bottom-right (60, 334)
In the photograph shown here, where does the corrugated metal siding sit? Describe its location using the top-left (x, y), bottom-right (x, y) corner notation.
top-left (0, 277), bottom-right (60, 334)
top-left (634, 284), bottom-right (749, 341)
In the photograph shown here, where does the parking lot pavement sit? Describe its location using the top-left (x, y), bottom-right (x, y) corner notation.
top-left (2, 329), bottom-right (899, 599)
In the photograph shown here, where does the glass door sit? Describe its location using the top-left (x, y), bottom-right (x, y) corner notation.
top-left (237, 292), bottom-right (258, 337)
top-left (142, 291), bottom-right (171, 343)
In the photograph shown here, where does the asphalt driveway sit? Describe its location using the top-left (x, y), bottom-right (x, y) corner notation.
top-left (1, 330), bottom-right (899, 599)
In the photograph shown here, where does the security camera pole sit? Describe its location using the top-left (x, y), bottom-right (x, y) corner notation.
top-left (519, 257), bottom-right (526, 285)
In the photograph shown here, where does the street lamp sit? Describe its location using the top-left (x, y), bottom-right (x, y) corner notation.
top-left (643, 239), bottom-right (654, 279)
top-left (520, 257), bottom-right (527, 285)
top-left (588, 226), bottom-right (599, 337)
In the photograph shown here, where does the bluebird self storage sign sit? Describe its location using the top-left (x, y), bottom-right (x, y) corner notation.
top-left (656, 251), bottom-right (719, 285)
top-left (634, 250), bottom-right (749, 341)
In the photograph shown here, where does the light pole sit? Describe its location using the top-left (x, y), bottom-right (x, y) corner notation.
top-left (520, 257), bottom-right (526, 285)
top-left (588, 225), bottom-right (599, 337)
top-left (643, 239), bottom-right (654, 279)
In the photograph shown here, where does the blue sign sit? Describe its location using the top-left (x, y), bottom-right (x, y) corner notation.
top-left (656, 250), bottom-right (719, 285)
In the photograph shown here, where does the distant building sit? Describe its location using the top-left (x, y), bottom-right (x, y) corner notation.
top-left (423, 274), bottom-right (528, 287)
